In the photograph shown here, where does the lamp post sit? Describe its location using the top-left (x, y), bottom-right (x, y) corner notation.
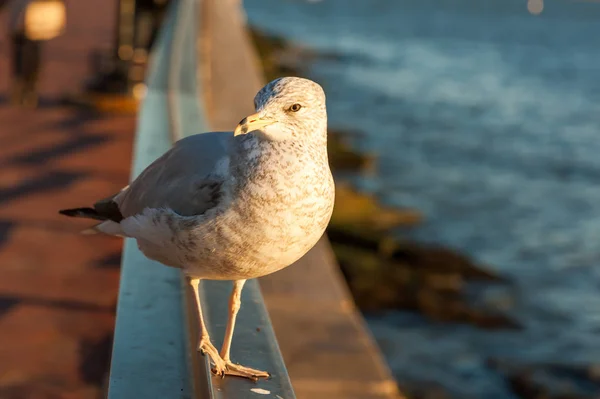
top-left (76, 0), bottom-right (169, 112)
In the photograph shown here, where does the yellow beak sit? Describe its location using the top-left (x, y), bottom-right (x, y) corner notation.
top-left (234, 112), bottom-right (277, 136)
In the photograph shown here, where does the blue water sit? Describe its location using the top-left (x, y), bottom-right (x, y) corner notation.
top-left (244, 1), bottom-right (600, 397)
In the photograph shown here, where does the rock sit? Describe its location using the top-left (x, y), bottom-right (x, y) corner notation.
top-left (407, 384), bottom-right (454, 399)
top-left (327, 192), bottom-right (516, 329)
top-left (328, 129), bottom-right (378, 173)
top-left (328, 226), bottom-right (508, 283)
top-left (330, 183), bottom-right (423, 233)
top-left (390, 242), bottom-right (508, 283)
top-left (331, 234), bottom-right (519, 329)
top-left (248, 27), bottom-right (314, 82)
top-left (248, 25), bottom-right (351, 82)
top-left (489, 360), bottom-right (600, 399)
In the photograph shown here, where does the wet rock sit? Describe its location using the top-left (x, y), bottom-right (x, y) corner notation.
top-left (248, 27), bottom-right (314, 81)
top-left (248, 26), bottom-right (349, 82)
top-left (489, 360), bottom-right (600, 399)
top-left (331, 183), bottom-right (423, 232)
top-left (327, 183), bottom-right (515, 328)
top-left (331, 231), bottom-right (518, 329)
top-left (328, 225), bottom-right (508, 284)
top-left (404, 384), bottom-right (454, 399)
top-left (328, 129), bottom-right (378, 173)
top-left (390, 242), bottom-right (508, 283)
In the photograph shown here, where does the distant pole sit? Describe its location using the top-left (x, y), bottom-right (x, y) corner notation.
top-left (72, 0), bottom-right (169, 112)
top-left (115, 0), bottom-right (137, 63)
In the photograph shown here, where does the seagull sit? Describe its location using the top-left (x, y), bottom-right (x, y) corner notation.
top-left (59, 77), bottom-right (335, 380)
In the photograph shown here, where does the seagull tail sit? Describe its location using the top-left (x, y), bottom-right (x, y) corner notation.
top-left (81, 225), bottom-right (101, 235)
top-left (82, 221), bottom-right (125, 236)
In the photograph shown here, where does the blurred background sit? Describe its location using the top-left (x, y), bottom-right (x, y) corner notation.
top-left (0, 0), bottom-right (599, 398)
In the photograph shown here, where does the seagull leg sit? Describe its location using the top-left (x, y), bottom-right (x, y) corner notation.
top-left (188, 277), bottom-right (227, 376)
top-left (220, 279), bottom-right (270, 380)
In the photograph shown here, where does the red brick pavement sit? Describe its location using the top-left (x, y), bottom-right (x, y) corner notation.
top-left (0, 2), bottom-right (135, 398)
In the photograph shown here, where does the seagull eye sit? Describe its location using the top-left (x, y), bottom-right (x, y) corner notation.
top-left (288, 103), bottom-right (302, 112)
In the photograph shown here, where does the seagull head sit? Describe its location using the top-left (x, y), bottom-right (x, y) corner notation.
top-left (234, 77), bottom-right (327, 143)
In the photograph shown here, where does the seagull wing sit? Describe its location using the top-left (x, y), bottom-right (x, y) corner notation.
top-left (115, 131), bottom-right (232, 218)
top-left (59, 132), bottom-right (232, 232)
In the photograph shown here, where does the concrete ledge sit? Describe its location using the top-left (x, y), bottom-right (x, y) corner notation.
top-left (107, 4), bottom-right (191, 396)
top-left (108, 0), bottom-right (294, 397)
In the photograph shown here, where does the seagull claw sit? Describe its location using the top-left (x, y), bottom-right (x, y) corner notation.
top-left (223, 361), bottom-right (270, 381)
top-left (198, 338), bottom-right (227, 375)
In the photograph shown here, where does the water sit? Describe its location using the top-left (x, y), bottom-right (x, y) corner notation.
top-left (243, 1), bottom-right (600, 397)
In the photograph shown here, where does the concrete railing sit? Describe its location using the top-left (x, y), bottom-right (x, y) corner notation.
top-left (107, 0), bottom-right (295, 397)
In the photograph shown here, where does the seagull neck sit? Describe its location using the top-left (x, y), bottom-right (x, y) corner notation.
top-left (230, 131), bottom-right (329, 177)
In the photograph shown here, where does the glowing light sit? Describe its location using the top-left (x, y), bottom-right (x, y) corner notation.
top-left (527, 0), bottom-right (544, 15)
top-left (118, 45), bottom-right (133, 60)
top-left (133, 83), bottom-right (147, 100)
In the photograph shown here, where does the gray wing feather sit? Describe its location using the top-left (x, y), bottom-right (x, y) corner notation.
top-left (113, 131), bottom-right (232, 218)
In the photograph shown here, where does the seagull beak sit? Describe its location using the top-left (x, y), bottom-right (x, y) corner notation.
top-left (234, 112), bottom-right (277, 136)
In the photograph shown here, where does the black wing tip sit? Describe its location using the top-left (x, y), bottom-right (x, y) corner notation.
top-left (59, 206), bottom-right (123, 223)
top-left (59, 208), bottom-right (78, 217)
top-left (59, 207), bottom-right (99, 218)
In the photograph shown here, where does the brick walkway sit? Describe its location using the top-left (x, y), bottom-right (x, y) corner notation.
top-left (0, 2), bottom-right (134, 398)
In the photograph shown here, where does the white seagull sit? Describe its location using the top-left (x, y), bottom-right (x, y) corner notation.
top-left (59, 77), bottom-right (335, 380)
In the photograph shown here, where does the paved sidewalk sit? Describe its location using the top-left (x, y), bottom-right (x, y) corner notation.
top-left (0, 2), bottom-right (134, 398)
